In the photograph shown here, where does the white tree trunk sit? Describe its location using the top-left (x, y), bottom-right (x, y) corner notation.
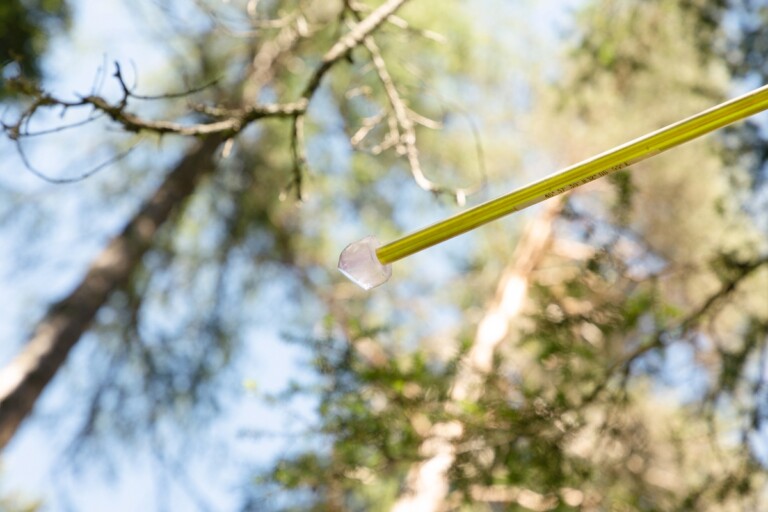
top-left (391, 200), bottom-right (563, 512)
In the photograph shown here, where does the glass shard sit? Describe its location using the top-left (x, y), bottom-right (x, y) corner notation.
top-left (338, 236), bottom-right (392, 290)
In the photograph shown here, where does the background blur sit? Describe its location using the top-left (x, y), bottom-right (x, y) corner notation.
top-left (1, 0), bottom-right (767, 510)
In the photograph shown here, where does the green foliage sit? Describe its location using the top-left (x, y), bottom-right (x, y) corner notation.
top-left (245, 1), bottom-right (768, 509)
top-left (0, 0), bottom-right (70, 99)
top-left (255, 326), bottom-right (457, 510)
top-left (721, 1), bottom-right (768, 192)
top-left (4, 0), bottom-right (768, 510)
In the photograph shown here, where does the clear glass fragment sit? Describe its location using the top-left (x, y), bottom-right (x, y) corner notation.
top-left (338, 236), bottom-right (392, 290)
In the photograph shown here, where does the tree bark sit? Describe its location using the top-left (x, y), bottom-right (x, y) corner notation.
top-left (0, 135), bottom-right (223, 450)
top-left (391, 200), bottom-right (563, 512)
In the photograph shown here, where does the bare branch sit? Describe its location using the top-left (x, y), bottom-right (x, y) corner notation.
top-left (299, 0), bottom-right (410, 102)
top-left (112, 63), bottom-right (222, 101)
top-left (284, 0), bottom-right (413, 198)
top-left (2, 87), bottom-right (308, 140)
top-left (346, 1), bottom-right (485, 205)
top-left (80, 94), bottom-right (307, 136)
top-left (407, 107), bottom-right (443, 129)
top-left (346, 0), bottom-right (447, 43)
top-left (289, 113), bottom-right (308, 200)
top-left (14, 138), bottom-right (141, 184)
top-left (350, 110), bottom-right (387, 146)
top-left (10, 112), bottom-right (106, 138)
top-left (386, 14), bottom-right (448, 44)
top-left (113, 61), bottom-right (134, 101)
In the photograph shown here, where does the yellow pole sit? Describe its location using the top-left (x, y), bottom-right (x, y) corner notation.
top-left (375, 84), bottom-right (768, 264)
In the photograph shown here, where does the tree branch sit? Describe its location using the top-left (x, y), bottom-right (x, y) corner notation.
top-left (287, 0), bottom-right (413, 199)
top-left (2, 86), bottom-right (306, 140)
top-left (346, 1), bottom-right (484, 204)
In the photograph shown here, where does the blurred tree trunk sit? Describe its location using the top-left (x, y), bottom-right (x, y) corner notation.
top-left (0, 135), bottom-right (223, 449)
top-left (391, 200), bottom-right (563, 512)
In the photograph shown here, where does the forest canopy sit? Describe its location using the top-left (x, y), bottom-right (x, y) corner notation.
top-left (1, 1), bottom-right (767, 511)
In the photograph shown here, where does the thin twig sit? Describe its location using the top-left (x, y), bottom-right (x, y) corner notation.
top-left (15, 139), bottom-right (141, 184)
top-left (11, 112), bottom-right (106, 138)
top-left (83, 94), bottom-right (307, 135)
top-left (289, 113), bottom-right (307, 200)
top-left (299, 0), bottom-right (410, 101)
top-left (350, 110), bottom-right (387, 146)
top-left (116, 67), bottom-right (222, 101)
top-left (287, 0), bottom-right (413, 199)
top-left (347, 1), bottom-right (483, 205)
top-left (346, 0), bottom-right (447, 43)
